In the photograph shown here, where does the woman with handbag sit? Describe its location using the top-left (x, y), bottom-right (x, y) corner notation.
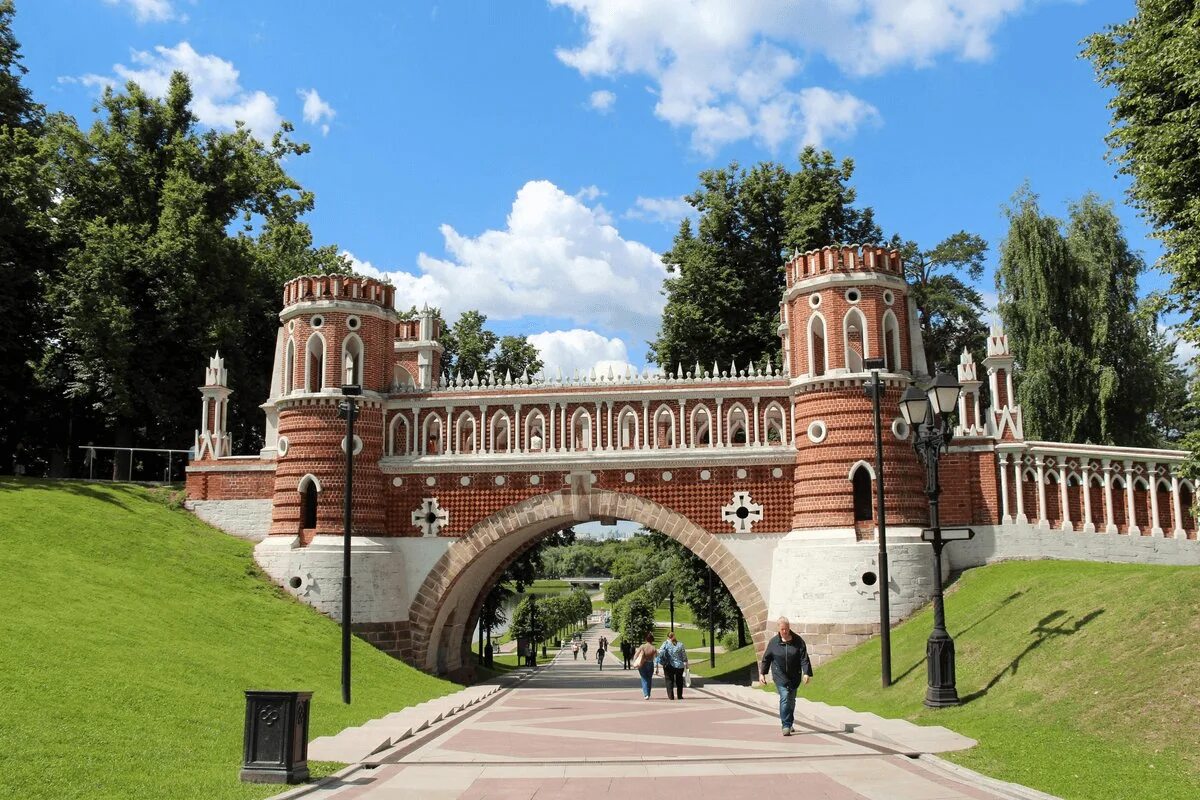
top-left (632, 633), bottom-right (658, 699)
top-left (656, 630), bottom-right (689, 700)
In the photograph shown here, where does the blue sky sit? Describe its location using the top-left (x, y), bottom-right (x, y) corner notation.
top-left (19, 0), bottom-right (1180, 373)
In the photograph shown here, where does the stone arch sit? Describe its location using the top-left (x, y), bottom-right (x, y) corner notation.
top-left (422, 413), bottom-right (444, 455)
top-left (388, 413), bottom-right (411, 456)
top-left (304, 332), bottom-right (326, 392)
top-left (807, 312), bottom-right (827, 377)
top-left (569, 407), bottom-right (593, 451)
top-left (341, 332), bottom-right (364, 386)
top-left (689, 404), bottom-right (712, 447)
top-left (726, 402), bottom-right (749, 446)
top-left (407, 489), bottom-right (770, 676)
top-left (762, 401), bottom-right (787, 445)
top-left (524, 409), bottom-right (547, 452)
top-left (843, 307), bottom-right (869, 372)
top-left (284, 337), bottom-right (296, 394)
top-left (455, 411), bottom-right (478, 454)
top-left (490, 410), bottom-right (512, 453)
top-left (616, 405), bottom-right (640, 449)
top-left (881, 309), bottom-right (901, 372)
top-left (652, 404), bottom-right (676, 448)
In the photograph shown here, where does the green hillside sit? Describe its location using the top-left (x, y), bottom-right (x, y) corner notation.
top-left (0, 479), bottom-right (458, 800)
top-left (795, 559), bottom-right (1200, 800)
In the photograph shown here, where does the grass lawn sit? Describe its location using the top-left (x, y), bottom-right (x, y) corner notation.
top-left (791, 560), bottom-right (1200, 800)
top-left (653, 621), bottom-right (708, 650)
top-left (0, 479), bottom-right (459, 800)
top-left (691, 644), bottom-right (758, 684)
top-left (654, 602), bottom-right (695, 626)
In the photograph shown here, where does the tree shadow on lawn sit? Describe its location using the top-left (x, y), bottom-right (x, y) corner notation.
top-left (958, 607), bottom-right (1106, 705)
top-left (0, 477), bottom-right (134, 509)
top-left (893, 590), bottom-right (1028, 684)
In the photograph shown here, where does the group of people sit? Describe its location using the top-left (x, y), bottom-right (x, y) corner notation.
top-left (565, 616), bottom-right (814, 735)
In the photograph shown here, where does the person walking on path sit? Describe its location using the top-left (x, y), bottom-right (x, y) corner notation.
top-left (572, 640), bottom-right (579, 660)
top-left (581, 640), bottom-right (588, 660)
top-left (759, 616), bottom-right (813, 736)
top-left (656, 631), bottom-right (689, 700)
top-left (596, 638), bottom-right (607, 670)
top-left (632, 633), bottom-right (658, 699)
top-left (620, 639), bottom-right (633, 669)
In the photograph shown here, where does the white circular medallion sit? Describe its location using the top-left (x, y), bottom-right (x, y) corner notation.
top-left (277, 436), bottom-right (290, 457)
top-left (460, 475), bottom-right (471, 486)
top-left (340, 435), bottom-right (363, 455)
top-left (807, 420), bottom-right (828, 444)
top-left (736, 468), bottom-right (748, 480)
top-left (425, 476), bottom-right (437, 487)
top-left (883, 289), bottom-right (895, 306)
top-left (392, 477), bottom-right (403, 487)
top-left (891, 418), bottom-right (910, 440)
top-left (699, 469), bottom-right (711, 481)
top-left (662, 471), bottom-right (673, 482)
top-left (494, 475), bottom-right (506, 486)
top-left (311, 314), bottom-right (324, 328)
top-left (624, 472), bottom-right (635, 483)
top-left (346, 315), bottom-right (361, 331)
top-left (845, 288), bottom-right (861, 304)
top-left (772, 467), bottom-right (784, 479)
top-left (808, 293), bottom-right (821, 309)
top-left (530, 475), bottom-right (541, 486)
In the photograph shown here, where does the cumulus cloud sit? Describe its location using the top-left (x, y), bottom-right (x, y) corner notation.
top-left (104, 0), bottom-right (180, 23)
top-left (370, 180), bottom-right (666, 339)
top-left (588, 89), bottom-right (616, 113)
top-left (624, 195), bottom-right (696, 227)
top-left (298, 88), bottom-right (335, 135)
top-left (528, 329), bottom-right (640, 377)
top-left (550, 0), bottom-right (1033, 152)
top-left (76, 42), bottom-right (281, 139)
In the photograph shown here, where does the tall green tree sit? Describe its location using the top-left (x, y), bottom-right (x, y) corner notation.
top-left (649, 147), bottom-right (882, 371)
top-left (42, 73), bottom-right (347, 457)
top-left (423, 308), bottom-right (543, 382)
top-left (997, 187), bottom-right (1175, 446)
top-left (891, 232), bottom-right (989, 372)
top-left (1085, 4), bottom-right (1200, 343)
top-left (0, 0), bottom-right (55, 472)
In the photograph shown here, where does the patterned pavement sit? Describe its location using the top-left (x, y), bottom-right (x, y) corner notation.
top-left (289, 626), bottom-right (1019, 800)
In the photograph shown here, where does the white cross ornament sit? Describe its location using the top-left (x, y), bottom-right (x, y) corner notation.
top-left (412, 497), bottom-right (449, 537)
top-left (721, 491), bottom-right (763, 533)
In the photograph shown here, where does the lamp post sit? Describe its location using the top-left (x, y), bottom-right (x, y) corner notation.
top-left (899, 371), bottom-right (963, 708)
top-left (337, 383), bottom-right (362, 705)
top-left (862, 356), bottom-right (892, 688)
top-left (529, 594), bottom-right (538, 667)
top-left (707, 567), bottom-right (715, 669)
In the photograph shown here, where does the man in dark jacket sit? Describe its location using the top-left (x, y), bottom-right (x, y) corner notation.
top-left (758, 616), bottom-right (813, 736)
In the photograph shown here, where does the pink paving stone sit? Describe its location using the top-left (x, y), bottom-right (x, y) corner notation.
top-left (436, 728), bottom-right (760, 760)
top-left (890, 756), bottom-right (1009, 800)
top-left (461, 773), bottom-right (870, 799)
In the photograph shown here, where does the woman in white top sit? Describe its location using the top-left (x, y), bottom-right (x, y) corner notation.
top-left (632, 632), bottom-right (658, 699)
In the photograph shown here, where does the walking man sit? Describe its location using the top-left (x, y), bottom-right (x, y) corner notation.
top-left (656, 631), bottom-right (689, 700)
top-left (759, 616), bottom-right (813, 736)
top-left (620, 639), bottom-right (633, 669)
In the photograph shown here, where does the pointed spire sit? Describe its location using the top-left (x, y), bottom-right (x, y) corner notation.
top-left (520, 367), bottom-right (529, 384)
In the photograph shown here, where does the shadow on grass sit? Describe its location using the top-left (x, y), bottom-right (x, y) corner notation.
top-left (959, 607), bottom-right (1105, 705)
top-left (893, 590), bottom-right (1028, 684)
top-left (0, 477), bottom-right (134, 509)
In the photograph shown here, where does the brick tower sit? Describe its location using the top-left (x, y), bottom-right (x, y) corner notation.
top-left (267, 275), bottom-right (398, 539)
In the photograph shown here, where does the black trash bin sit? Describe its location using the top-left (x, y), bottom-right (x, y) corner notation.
top-left (240, 690), bottom-right (312, 784)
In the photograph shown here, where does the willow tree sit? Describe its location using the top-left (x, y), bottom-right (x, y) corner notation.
top-left (997, 188), bottom-right (1173, 445)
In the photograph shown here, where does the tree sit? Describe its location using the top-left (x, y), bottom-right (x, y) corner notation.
top-left (891, 232), bottom-right (988, 372)
top-left (997, 187), bottom-right (1176, 445)
top-left (614, 589), bottom-right (656, 644)
top-left (41, 72), bottom-right (347, 461)
top-left (649, 147), bottom-right (882, 372)
top-left (413, 308), bottom-right (543, 383)
top-left (0, 0), bottom-right (55, 473)
top-left (1085, 4), bottom-right (1200, 345)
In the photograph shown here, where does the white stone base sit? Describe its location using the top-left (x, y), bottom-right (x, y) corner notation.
top-left (254, 535), bottom-right (452, 623)
top-left (948, 523), bottom-right (1200, 569)
top-left (185, 499), bottom-right (272, 542)
top-left (767, 527), bottom-right (944, 627)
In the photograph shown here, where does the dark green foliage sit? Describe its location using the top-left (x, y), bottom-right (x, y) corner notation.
top-left (892, 231), bottom-right (989, 372)
top-left (649, 147), bottom-right (882, 372)
top-left (613, 589), bottom-right (656, 643)
top-left (405, 307), bottom-right (543, 383)
top-left (997, 188), bottom-right (1178, 446)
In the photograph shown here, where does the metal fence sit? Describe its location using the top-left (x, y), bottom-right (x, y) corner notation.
top-left (76, 445), bottom-right (192, 484)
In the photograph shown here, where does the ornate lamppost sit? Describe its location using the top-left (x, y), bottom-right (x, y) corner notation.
top-left (337, 382), bottom-right (362, 705)
top-left (862, 356), bottom-right (892, 687)
top-left (899, 371), bottom-right (964, 708)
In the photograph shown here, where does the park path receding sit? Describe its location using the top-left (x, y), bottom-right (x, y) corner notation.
top-left (290, 624), bottom-right (1025, 800)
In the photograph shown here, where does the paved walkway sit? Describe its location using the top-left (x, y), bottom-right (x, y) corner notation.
top-left (284, 626), bottom-right (1035, 800)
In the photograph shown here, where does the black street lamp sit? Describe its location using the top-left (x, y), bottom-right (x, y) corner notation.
top-left (862, 356), bottom-right (892, 688)
top-left (528, 594), bottom-right (538, 667)
top-left (899, 371), bottom-right (963, 708)
top-left (337, 383), bottom-right (362, 705)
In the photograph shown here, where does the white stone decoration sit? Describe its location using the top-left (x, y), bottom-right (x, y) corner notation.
top-left (311, 315), bottom-right (324, 328)
top-left (412, 497), bottom-right (449, 537)
top-left (662, 471), bottom-right (673, 481)
top-left (277, 436), bottom-right (290, 457)
top-left (845, 288), bottom-right (861, 304)
top-left (721, 491), bottom-right (764, 533)
top-left (392, 477), bottom-right (403, 487)
top-left (530, 475), bottom-right (541, 486)
top-left (460, 476), bottom-right (471, 486)
top-left (624, 472), bottom-right (635, 482)
top-left (736, 468), bottom-right (748, 479)
top-left (494, 475), bottom-right (506, 486)
top-left (891, 418), bottom-right (910, 440)
top-left (340, 435), bottom-right (363, 455)
top-left (425, 476), bottom-right (437, 487)
top-left (808, 293), bottom-right (821, 309)
top-left (807, 420), bottom-right (828, 444)
top-left (883, 290), bottom-right (894, 306)
top-left (700, 469), bottom-right (711, 480)
top-left (772, 467), bottom-right (784, 479)
top-left (346, 315), bottom-right (361, 330)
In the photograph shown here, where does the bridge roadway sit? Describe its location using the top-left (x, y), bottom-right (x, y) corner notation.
top-left (288, 624), bottom-right (1021, 800)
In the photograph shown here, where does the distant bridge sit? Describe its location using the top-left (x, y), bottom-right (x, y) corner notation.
top-left (560, 576), bottom-right (612, 591)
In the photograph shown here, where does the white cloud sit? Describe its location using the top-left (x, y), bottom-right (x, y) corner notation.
top-left (528, 329), bottom-right (640, 377)
top-left (298, 88), bottom-right (335, 136)
top-left (550, 0), bottom-right (1033, 152)
top-left (76, 42), bottom-right (281, 139)
top-left (368, 180), bottom-right (666, 340)
top-left (588, 89), bottom-right (616, 113)
top-left (624, 195), bottom-right (696, 227)
top-left (104, 0), bottom-right (180, 23)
